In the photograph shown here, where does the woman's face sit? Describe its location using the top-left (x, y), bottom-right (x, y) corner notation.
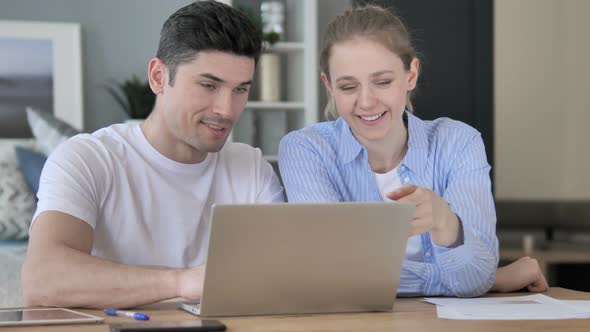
top-left (322, 37), bottom-right (418, 144)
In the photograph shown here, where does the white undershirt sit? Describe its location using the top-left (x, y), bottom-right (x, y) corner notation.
top-left (373, 166), bottom-right (422, 262)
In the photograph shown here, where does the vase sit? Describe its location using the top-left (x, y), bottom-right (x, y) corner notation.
top-left (258, 53), bottom-right (281, 101)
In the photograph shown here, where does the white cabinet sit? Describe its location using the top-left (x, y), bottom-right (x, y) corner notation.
top-left (229, 0), bottom-right (319, 161)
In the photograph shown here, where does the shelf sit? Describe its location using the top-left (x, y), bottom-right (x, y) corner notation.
top-left (245, 101), bottom-right (305, 110)
top-left (230, 0), bottom-right (318, 157)
top-left (263, 155), bottom-right (278, 163)
top-left (264, 42), bottom-right (304, 53)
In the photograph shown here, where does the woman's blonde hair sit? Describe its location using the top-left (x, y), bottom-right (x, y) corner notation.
top-left (320, 5), bottom-right (419, 119)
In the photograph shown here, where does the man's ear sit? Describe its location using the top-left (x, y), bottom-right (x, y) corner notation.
top-left (320, 72), bottom-right (333, 96)
top-left (148, 57), bottom-right (167, 94)
top-left (407, 58), bottom-right (420, 91)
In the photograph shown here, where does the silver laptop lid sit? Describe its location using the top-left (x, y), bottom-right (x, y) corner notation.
top-left (200, 202), bottom-right (414, 317)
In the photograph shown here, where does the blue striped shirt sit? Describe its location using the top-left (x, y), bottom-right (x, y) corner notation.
top-left (278, 111), bottom-right (498, 297)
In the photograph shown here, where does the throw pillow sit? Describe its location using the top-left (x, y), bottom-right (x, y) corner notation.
top-left (26, 107), bottom-right (80, 156)
top-left (15, 147), bottom-right (47, 194)
top-left (0, 162), bottom-right (36, 240)
top-left (0, 139), bottom-right (37, 163)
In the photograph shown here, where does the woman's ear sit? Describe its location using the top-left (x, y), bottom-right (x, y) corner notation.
top-left (407, 58), bottom-right (420, 91)
top-left (321, 72), bottom-right (333, 96)
top-left (148, 57), bottom-right (167, 95)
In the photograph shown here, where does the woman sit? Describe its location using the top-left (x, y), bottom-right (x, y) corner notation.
top-left (278, 5), bottom-right (547, 296)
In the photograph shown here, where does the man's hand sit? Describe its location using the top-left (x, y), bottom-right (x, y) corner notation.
top-left (387, 185), bottom-right (462, 247)
top-left (492, 256), bottom-right (549, 293)
top-left (176, 265), bottom-right (206, 300)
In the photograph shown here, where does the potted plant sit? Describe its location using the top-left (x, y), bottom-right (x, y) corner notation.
top-left (236, 3), bottom-right (286, 155)
top-left (238, 5), bottom-right (281, 47)
top-left (239, 3), bottom-right (284, 102)
top-left (105, 75), bottom-right (155, 123)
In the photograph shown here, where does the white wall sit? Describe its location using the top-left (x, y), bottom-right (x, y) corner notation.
top-left (494, 0), bottom-right (590, 200)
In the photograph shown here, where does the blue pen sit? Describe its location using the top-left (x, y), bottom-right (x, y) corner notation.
top-left (104, 308), bottom-right (150, 320)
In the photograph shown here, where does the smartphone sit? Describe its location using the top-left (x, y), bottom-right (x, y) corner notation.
top-left (109, 320), bottom-right (226, 332)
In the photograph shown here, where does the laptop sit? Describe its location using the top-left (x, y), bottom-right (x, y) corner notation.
top-left (179, 202), bottom-right (414, 317)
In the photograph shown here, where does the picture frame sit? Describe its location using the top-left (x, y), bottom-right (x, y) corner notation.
top-left (0, 20), bottom-right (83, 136)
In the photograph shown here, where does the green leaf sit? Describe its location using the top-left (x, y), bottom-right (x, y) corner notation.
top-left (103, 75), bottom-right (155, 119)
top-left (237, 5), bottom-right (280, 45)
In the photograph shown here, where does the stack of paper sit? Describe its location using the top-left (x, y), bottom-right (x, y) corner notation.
top-left (423, 294), bottom-right (590, 320)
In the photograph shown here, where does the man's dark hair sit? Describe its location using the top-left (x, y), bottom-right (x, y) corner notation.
top-left (156, 0), bottom-right (262, 85)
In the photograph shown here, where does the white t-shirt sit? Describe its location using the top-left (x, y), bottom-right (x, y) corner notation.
top-left (33, 124), bottom-right (283, 268)
top-left (373, 166), bottom-right (422, 262)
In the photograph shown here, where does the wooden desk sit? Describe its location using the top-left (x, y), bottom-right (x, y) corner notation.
top-left (5, 288), bottom-right (590, 332)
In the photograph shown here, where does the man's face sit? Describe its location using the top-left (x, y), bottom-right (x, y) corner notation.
top-left (157, 51), bottom-right (255, 155)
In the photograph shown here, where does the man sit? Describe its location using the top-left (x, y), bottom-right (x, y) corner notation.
top-left (21, 0), bottom-right (283, 309)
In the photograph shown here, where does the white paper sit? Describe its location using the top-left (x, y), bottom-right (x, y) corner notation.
top-left (563, 300), bottom-right (590, 315)
top-left (423, 294), bottom-right (590, 320)
top-left (423, 294), bottom-right (553, 306)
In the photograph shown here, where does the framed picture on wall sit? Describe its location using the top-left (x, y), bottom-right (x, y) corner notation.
top-left (0, 20), bottom-right (83, 138)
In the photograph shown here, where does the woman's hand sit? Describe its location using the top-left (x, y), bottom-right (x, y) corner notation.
top-left (492, 256), bottom-right (549, 293)
top-left (387, 185), bottom-right (462, 248)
